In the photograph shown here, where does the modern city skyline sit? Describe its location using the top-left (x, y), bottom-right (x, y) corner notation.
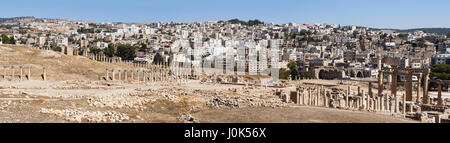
top-left (1, 0), bottom-right (450, 29)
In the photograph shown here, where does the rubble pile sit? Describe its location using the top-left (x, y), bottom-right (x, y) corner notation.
top-left (206, 96), bottom-right (240, 108)
top-left (87, 93), bottom-right (152, 109)
top-left (40, 108), bottom-right (129, 123)
top-left (0, 101), bottom-right (12, 110)
top-left (177, 113), bottom-right (197, 123)
top-left (162, 94), bottom-right (181, 103)
top-left (206, 94), bottom-right (287, 109)
top-left (246, 97), bottom-right (287, 108)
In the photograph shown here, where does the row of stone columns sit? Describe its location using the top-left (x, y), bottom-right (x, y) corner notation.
top-left (39, 47), bottom-right (52, 51)
top-left (296, 87), bottom-right (329, 107)
top-left (290, 86), bottom-right (412, 115)
top-left (385, 68), bottom-right (430, 104)
top-left (105, 66), bottom-right (190, 84)
top-left (1, 65), bottom-right (34, 81)
top-left (86, 52), bottom-right (173, 70)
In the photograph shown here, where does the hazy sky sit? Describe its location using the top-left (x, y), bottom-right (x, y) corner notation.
top-left (1, 0), bottom-right (449, 29)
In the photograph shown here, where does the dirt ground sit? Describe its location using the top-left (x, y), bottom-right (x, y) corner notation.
top-left (194, 107), bottom-right (416, 123)
top-left (0, 79), bottom-right (417, 123)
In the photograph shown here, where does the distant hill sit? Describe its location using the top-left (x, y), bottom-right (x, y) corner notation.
top-left (370, 27), bottom-right (450, 35)
top-left (0, 16), bottom-right (44, 24)
top-left (397, 28), bottom-right (450, 35)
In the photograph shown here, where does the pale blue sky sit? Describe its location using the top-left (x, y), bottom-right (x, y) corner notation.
top-left (1, 0), bottom-right (449, 29)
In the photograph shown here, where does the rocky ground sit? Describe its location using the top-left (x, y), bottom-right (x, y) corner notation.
top-left (0, 79), bottom-right (417, 123)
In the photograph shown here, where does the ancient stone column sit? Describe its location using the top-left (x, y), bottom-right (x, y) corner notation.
top-left (366, 93), bottom-right (370, 110)
top-left (3, 66), bottom-right (6, 80)
top-left (402, 94), bottom-right (406, 114)
top-left (381, 95), bottom-right (385, 111)
top-left (112, 69), bottom-right (116, 80)
top-left (405, 73), bottom-right (413, 101)
top-left (409, 104), bottom-right (413, 113)
top-left (378, 70), bottom-right (383, 97)
top-left (416, 74), bottom-right (422, 103)
top-left (131, 70), bottom-right (134, 81)
top-left (350, 100), bottom-right (354, 109)
top-left (374, 97), bottom-right (378, 111)
top-left (42, 67), bottom-right (46, 81)
top-left (308, 88), bottom-right (312, 106)
top-left (357, 86), bottom-right (361, 96)
top-left (324, 91), bottom-right (329, 107)
top-left (20, 66), bottom-right (23, 81)
top-left (143, 70), bottom-right (146, 83)
top-left (395, 95), bottom-right (399, 113)
top-left (316, 88), bottom-right (320, 106)
top-left (118, 70), bottom-right (121, 81)
top-left (391, 69), bottom-right (397, 98)
top-left (390, 96), bottom-right (395, 112)
top-left (378, 96), bottom-right (382, 111)
top-left (356, 98), bottom-right (360, 109)
top-left (124, 70), bottom-right (127, 81)
top-left (362, 92), bottom-right (367, 110)
top-left (137, 70), bottom-right (140, 82)
top-left (12, 66), bottom-right (15, 80)
top-left (437, 81), bottom-right (443, 106)
top-left (385, 95), bottom-right (390, 112)
top-left (346, 86), bottom-right (350, 107)
top-left (302, 90), bottom-right (306, 105)
top-left (371, 98), bottom-right (375, 111)
top-left (28, 66), bottom-right (31, 80)
top-left (422, 68), bottom-right (430, 104)
top-left (105, 69), bottom-right (110, 81)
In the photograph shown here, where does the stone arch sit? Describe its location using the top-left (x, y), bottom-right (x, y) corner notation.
top-left (350, 70), bottom-right (357, 77)
top-left (54, 46), bottom-right (63, 52)
top-left (318, 69), bottom-right (343, 80)
top-left (319, 69), bottom-right (327, 79)
top-left (357, 71), bottom-right (363, 78)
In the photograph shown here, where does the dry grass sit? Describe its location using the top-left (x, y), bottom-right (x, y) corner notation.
top-left (0, 45), bottom-right (134, 81)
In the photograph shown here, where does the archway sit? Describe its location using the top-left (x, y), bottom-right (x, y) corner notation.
top-left (319, 70), bottom-right (327, 79)
top-left (357, 71), bottom-right (363, 78)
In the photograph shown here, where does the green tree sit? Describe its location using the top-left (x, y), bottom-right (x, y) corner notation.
top-left (381, 33), bottom-right (388, 39)
top-left (1, 34), bottom-right (11, 44)
top-left (116, 45), bottom-right (136, 60)
top-left (10, 37), bottom-right (16, 44)
top-left (431, 64), bottom-right (450, 80)
top-left (352, 31), bottom-right (359, 38)
top-left (300, 71), bottom-right (315, 79)
top-left (287, 61), bottom-right (300, 80)
top-left (279, 68), bottom-right (290, 80)
top-left (287, 61), bottom-right (297, 70)
top-left (103, 44), bottom-right (115, 57)
top-left (139, 43), bottom-right (148, 53)
top-left (19, 30), bottom-right (27, 35)
top-left (153, 53), bottom-right (164, 64)
top-left (398, 34), bottom-right (407, 39)
top-left (89, 47), bottom-right (102, 55)
top-left (227, 19), bottom-right (264, 26)
top-left (290, 68), bottom-right (300, 80)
